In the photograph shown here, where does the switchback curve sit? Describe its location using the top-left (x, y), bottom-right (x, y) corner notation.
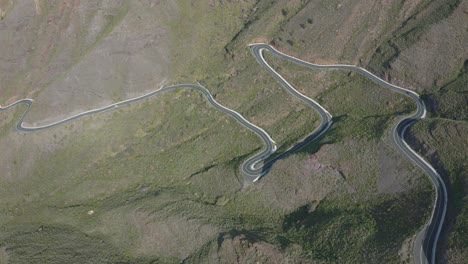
top-left (250, 43), bottom-right (445, 264)
top-left (0, 44), bottom-right (446, 264)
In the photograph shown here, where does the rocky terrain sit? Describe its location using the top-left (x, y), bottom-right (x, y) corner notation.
top-left (0, 0), bottom-right (466, 263)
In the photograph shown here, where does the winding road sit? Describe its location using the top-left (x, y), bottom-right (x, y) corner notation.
top-left (0, 43), bottom-right (446, 264)
top-left (249, 44), bottom-right (446, 264)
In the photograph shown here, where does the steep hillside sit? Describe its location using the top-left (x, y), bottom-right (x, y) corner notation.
top-left (0, 0), bottom-right (465, 263)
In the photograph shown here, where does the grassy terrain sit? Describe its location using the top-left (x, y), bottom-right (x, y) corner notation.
top-left (424, 59), bottom-right (468, 121)
top-left (283, 184), bottom-right (432, 263)
top-left (0, 0), bottom-right (465, 263)
top-left (408, 119), bottom-right (468, 263)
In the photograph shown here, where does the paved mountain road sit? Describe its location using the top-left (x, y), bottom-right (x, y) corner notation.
top-left (0, 84), bottom-right (277, 182)
top-left (250, 43), bottom-right (448, 264)
top-left (249, 43), bottom-right (446, 264)
top-left (0, 44), bottom-right (446, 264)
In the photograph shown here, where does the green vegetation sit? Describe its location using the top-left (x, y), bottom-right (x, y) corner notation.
top-left (423, 59), bottom-right (468, 121)
top-left (0, 0), bottom-right (465, 262)
top-left (408, 119), bottom-right (468, 261)
top-left (1, 224), bottom-right (133, 263)
top-left (282, 184), bottom-right (432, 263)
top-left (264, 51), bottom-right (415, 142)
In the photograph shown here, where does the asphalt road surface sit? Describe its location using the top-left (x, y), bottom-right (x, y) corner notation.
top-left (249, 43), bottom-right (446, 264)
top-left (0, 43), bottom-right (446, 264)
top-left (0, 84), bottom-right (277, 182)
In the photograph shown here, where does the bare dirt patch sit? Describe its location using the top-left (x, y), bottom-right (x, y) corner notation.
top-left (389, 1), bottom-right (468, 90)
top-left (258, 145), bottom-right (350, 210)
top-left (377, 143), bottom-right (419, 194)
top-left (131, 210), bottom-right (219, 259)
top-left (0, 1), bottom-right (170, 124)
top-left (0, 246), bottom-right (8, 264)
top-left (212, 234), bottom-right (305, 263)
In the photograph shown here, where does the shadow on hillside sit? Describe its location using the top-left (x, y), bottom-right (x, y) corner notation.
top-left (260, 115), bottom-right (347, 176)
